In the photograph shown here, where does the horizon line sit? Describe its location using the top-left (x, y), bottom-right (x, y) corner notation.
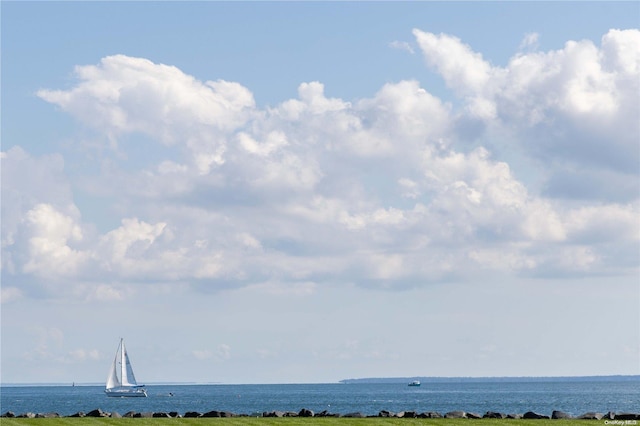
top-left (2, 374), bottom-right (639, 387)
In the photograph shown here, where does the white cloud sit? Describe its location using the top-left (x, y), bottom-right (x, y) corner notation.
top-left (414, 28), bottom-right (640, 193)
top-left (192, 344), bottom-right (231, 361)
top-left (23, 326), bottom-right (65, 361)
top-left (22, 204), bottom-right (88, 277)
top-left (192, 349), bottom-right (213, 360)
top-left (413, 29), bottom-right (492, 95)
top-left (238, 131), bottom-right (288, 157)
top-left (1, 287), bottom-right (23, 304)
top-left (37, 55), bottom-right (255, 135)
top-left (568, 204), bottom-right (637, 239)
top-left (37, 55), bottom-right (256, 175)
top-left (217, 344), bottom-right (231, 360)
top-left (98, 218), bottom-right (166, 271)
top-left (356, 80), bottom-right (451, 153)
top-left (245, 281), bottom-right (317, 297)
top-left (601, 29), bottom-right (640, 76)
top-left (2, 29), bottom-right (635, 299)
top-left (518, 32), bottom-right (540, 51)
top-left (1, 147), bottom-right (77, 272)
top-left (85, 284), bottom-right (129, 302)
top-left (67, 348), bottom-right (100, 362)
top-left (389, 40), bottom-right (415, 54)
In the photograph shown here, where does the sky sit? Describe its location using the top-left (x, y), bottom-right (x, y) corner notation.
top-left (1, 1), bottom-right (639, 385)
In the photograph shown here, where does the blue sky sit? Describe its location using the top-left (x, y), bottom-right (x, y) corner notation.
top-left (2, 1), bottom-right (639, 384)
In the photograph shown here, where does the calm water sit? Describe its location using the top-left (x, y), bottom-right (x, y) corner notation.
top-left (1, 381), bottom-right (638, 416)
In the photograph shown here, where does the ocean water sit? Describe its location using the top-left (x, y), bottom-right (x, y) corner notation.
top-left (1, 380), bottom-right (638, 417)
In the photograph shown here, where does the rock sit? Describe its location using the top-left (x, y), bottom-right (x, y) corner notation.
top-left (68, 411), bottom-right (86, 417)
top-left (87, 409), bottom-right (109, 417)
top-left (184, 411), bottom-right (202, 418)
top-left (419, 411), bottom-right (443, 418)
top-left (445, 411), bottom-right (467, 418)
top-left (466, 412), bottom-right (482, 419)
top-left (36, 413), bottom-right (60, 418)
top-left (284, 411), bottom-right (298, 417)
top-left (109, 412), bottom-right (122, 418)
top-left (577, 412), bottom-right (603, 420)
top-left (169, 412), bottom-right (181, 418)
top-left (153, 412), bottom-right (172, 418)
top-left (378, 410), bottom-right (394, 417)
top-left (263, 411), bottom-right (285, 417)
top-left (523, 411), bottom-right (550, 419)
top-left (616, 413), bottom-right (640, 420)
top-left (343, 412), bottom-right (365, 418)
top-left (317, 410), bottom-right (339, 417)
top-left (123, 411), bottom-right (137, 418)
top-left (404, 411), bottom-right (418, 418)
top-left (507, 414), bottom-right (522, 419)
top-left (605, 412), bottom-right (617, 420)
top-left (484, 411), bottom-right (506, 419)
top-left (299, 408), bottom-right (314, 417)
top-left (17, 413), bottom-right (36, 418)
top-left (552, 410), bottom-right (573, 419)
top-left (203, 411), bottom-right (235, 418)
top-left (1, 412), bottom-right (16, 418)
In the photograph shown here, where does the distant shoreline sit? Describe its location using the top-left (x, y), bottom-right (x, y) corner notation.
top-left (339, 375), bottom-right (640, 384)
top-left (2, 375), bottom-right (638, 387)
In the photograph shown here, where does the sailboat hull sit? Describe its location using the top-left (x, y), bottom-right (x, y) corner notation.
top-left (105, 387), bottom-right (147, 397)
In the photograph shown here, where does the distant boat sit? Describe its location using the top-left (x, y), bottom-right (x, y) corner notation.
top-left (408, 380), bottom-right (421, 387)
top-left (105, 338), bottom-right (147, 397)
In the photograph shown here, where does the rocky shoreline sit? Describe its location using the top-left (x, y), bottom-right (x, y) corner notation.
top-left (2, 408), bottom-right (640, 420)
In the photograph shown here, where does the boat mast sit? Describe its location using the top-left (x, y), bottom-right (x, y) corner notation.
top-left (120, 338), bottom-right (128, 385)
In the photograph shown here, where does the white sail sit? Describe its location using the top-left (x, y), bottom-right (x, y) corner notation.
top-left (105, 338), bottom-right (146, 397)
top-left (125, 351), bottom-right (138, 385)
top-left (121, 340), bottom-right (138, 386)
top-left (106, 339), bottom-right (122, 389)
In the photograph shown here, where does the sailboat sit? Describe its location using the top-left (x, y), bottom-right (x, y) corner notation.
top-left (105, 338), bottom-right (147, 397)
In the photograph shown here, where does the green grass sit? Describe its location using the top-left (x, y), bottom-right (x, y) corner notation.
top-left (0, 419), bottom-right (605, 426)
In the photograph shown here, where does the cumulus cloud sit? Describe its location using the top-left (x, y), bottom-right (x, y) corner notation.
top-left (3, 28), bottom-right (638, 299)
top-left (37, 55), bottom-right (255, 175)
top-left (22, 203), bottom-right (87, 277)
top-left (414, 28), bottom-right (640, 200)
top-left (1, 147), bottom-right (78, 270)
top-left (413, 30), bottom-right (493, 95)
